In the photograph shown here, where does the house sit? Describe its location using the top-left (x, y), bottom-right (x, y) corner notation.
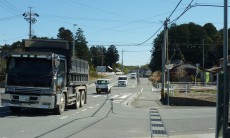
top-left (169, 62), bottom-right (206, 82)
top-left (206, 55), bottom-right (230, 82)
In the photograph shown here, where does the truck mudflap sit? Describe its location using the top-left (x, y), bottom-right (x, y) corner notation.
top-left (1, 93), bottom-right (56, 109)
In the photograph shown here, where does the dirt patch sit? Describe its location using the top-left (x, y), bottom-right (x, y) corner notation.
top-left (164, 91), bottom-right (216, 106)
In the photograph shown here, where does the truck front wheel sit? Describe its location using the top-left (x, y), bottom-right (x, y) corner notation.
top-left (55, 93), bottom-right (66, 115)
top-left (72, 93), bottom-right (80, 109)
top-left (80, 91), bottom-right (85, 107)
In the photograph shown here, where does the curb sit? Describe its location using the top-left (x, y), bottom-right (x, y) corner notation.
top-left (123, 88), bottom-right (143, 106)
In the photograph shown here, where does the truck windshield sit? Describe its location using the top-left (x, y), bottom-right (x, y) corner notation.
top-left (7, 57), bottom-right (52, 76)
top-left (7, 57), bottom-right (52, 87)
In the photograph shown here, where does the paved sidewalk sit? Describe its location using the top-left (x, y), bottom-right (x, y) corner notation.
top-left (131, 84), bottom-right (216, 138)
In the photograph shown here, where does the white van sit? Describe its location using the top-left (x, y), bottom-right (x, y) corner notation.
top-left (118, 76), bottom-right (128, 87)
top-left (95, 79), bottom-right (112, 94)
top-left (130, 73), bottom-right (137, 79)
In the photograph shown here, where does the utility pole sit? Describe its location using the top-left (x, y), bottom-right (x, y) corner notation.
top-left (72, 24), bottom-right (77, 58)
top-left (23, 7), bottom-right (39, 39)
top-left (203, 39), bottom-right (204, 68)
top-left (161, 18), bottom-right (169, 100)
top-left (223, 0), bottom-right (229, 137)
top-left (122, 49), bottom-right (124, 72)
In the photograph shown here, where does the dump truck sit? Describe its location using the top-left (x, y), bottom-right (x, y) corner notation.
top-left (1, 39), bottom-right (89, 114)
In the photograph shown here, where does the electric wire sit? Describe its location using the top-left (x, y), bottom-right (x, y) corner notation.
top-left (136, 0), bottom-right (184, 46)
top-left (0, 0), bottom-right (22, 16)
top-left (169, 0), bottom-right (194, 25)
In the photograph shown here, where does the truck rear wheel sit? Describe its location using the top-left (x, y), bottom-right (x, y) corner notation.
top-left (55, 93), bottom-right (66, 115)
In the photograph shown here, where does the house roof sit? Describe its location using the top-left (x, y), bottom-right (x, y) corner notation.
top-left (171, 61), bottom-right (204, 71)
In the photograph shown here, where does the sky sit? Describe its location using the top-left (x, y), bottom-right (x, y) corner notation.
top-left (0, 0), bottom-right (226, 66)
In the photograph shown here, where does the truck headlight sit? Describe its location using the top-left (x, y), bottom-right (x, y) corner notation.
top-left (6, 87), bottom-right (15, 92)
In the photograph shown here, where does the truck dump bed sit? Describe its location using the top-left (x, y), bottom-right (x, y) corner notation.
top-left (23, 39), bottom-right (89, 85)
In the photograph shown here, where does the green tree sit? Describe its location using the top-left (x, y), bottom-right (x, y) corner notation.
top-left (90, 45), bottom-right (106, 67)
top-left (74, 28), bottom-right (90, 62)
top-left (57, 27), bottom-right (73, 42)
top-left (11, 41), bottom-right (22, 51)
top-left (105, 45), bottom-right (119, 67)
top-left (149, 22), bottom-right (222, 72)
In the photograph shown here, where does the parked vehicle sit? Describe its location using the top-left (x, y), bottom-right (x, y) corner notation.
top-left (118, 76), bottom-right (128, 86)
top-left (1, 39), bottom-right (89, 114)
top-left (95, 79), bottom-right (112, 94)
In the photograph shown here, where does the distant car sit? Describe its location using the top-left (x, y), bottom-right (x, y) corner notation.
top-left (95, 79), bottom-right (112, 94)
top-left (130, 73), bottom-right (137, 79)
top-left (118, 76), bottom-right (128, 87)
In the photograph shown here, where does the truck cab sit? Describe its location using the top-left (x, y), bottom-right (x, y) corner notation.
top-left (1, 52), bottom-right (65, 112)
top-left (1, 39), bottom-right (89, 115)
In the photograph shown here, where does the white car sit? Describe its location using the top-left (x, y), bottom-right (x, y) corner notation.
top-left (130, 73), bottom-right (137, 79)
top-left (95, 79), bottom-right (112, 94)
top-left (118, 76), bottom-right (128, 87)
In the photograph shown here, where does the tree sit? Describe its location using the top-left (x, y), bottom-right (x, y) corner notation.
top-left (90, 45), bottom-right (106, 67)
top-left (57, 27), bottom-right (73, 42)
top-left (75, 28), bottom-right (87, 44)
top-left (149, 31), bottom-right (164, 71)
top-left (105, 45), bottom-right (119, 67)
top-left (149, 22), bottom-right (222, 72)
top-left (11, 41), bottom-right (22, 52)
top-left (75, 28), bottom-right (90, 62)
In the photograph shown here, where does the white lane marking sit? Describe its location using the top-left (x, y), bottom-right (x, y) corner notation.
top-left (72, 112), bottom-right (79, 115)
top-left (81, 109), bottom-right (87, 112)
top-left (89, 106), bottom-right (93, 109)
top-left (141, 88), bottom-right (144, 92)
top-left (60, 116), bottom-right (68, 119)
top-left (113, 100), bottom-right (123, 103)
top-left (119, 95), bottom-right (128, 99)
top-left (92, 95), bottom-right (101, 98)
top-left (110, 95), bottom-right (120, 99)
top-left (96, 104), bottom-right (99, 107)
top-left (120, 94), bottom-right (131, 99)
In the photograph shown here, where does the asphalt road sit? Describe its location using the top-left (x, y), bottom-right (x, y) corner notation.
top-left (0, 76), bottom-right (153, 138)
top-left (0, 76), bottom-right (217, 138)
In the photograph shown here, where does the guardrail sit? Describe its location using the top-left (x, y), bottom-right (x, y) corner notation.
top-left (156, 82), bottom-right (217, 98)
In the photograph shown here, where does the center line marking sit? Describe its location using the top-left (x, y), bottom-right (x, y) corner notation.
top-left (60, 116), bottom-right (68, 119)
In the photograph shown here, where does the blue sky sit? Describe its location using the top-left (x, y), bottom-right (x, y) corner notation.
top-left (0, 0), bottom-right (226, 66)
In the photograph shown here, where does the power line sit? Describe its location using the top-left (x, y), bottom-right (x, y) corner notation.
top-left (169, 0), bottom-right (195, 25)
top-left (2, 0), bottom-right (22, 13)
top-left (67, 0), bottom-right (135, 20)
top-left (136, 0), bottom-right (184, 46)
top-left (168, 0), bottom-right (183, 19)
top-left (136, 25), bottom-right (164, 46)
top-left (0, 1), bottom-right (20, 16)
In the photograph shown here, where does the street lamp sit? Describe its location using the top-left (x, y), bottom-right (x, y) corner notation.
top-left (165, 64), bottom-right (173, 106)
